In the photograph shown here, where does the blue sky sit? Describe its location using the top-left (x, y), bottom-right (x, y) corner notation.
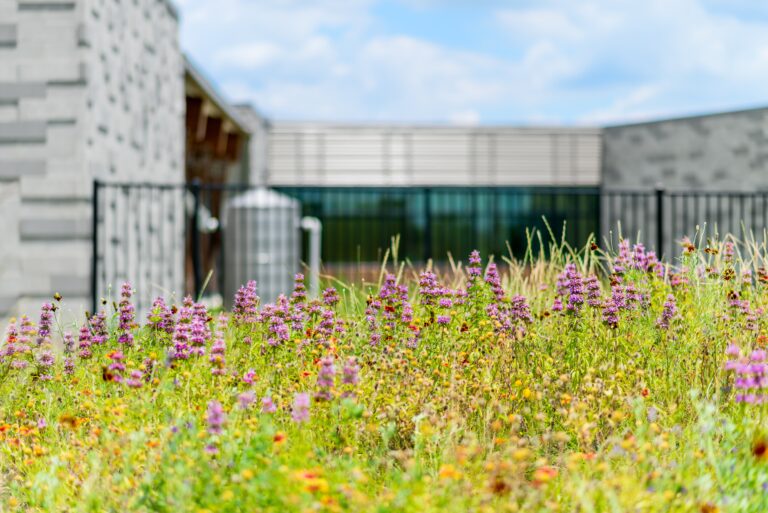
top-left (178, 0), bottom-right (768, 125)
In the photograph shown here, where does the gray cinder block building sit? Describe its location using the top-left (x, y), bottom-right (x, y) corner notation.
top-left (0, 0), bottom-right (252, 320)
top-left (603, 106), bottom-right (768, 192)
top-left (0, 0), bottom-right (184, 318)
top-left (602, 107), bottom-right (768, 250)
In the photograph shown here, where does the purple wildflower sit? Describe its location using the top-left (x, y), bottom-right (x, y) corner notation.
top-left (206, 400), bottom-right (226, 435)
top-left (171, 304), bottom-right (192, 361)
top-left (291, 392), bottom-right (311, 423)
top-left (419, 271), bottom-right (441, 306)
top-left (342, 357), bottom-right (360, 398)
top-left (291, 274), bottom-right (307, 304)
top-left (724, 242), bottom-right (735, 263)
top-left (37, 350), bottom-right (55, 368)
top-left (126, 370), bottom-right (144, 388)
top-left (510, 295), bottom-right (533, 324)
top-left (90, 311), bottom-right (108, 345)
top-left (242, 369), bottom-right (256, 385)
top-left (585, 275), bottom-right (601, 307)
top-left (467, 250), bottom-right (482, 279)
top-left (316, 356), bottom-right (336, 401)
top-left (238, 391), bottom-right (256, 410)
top-left (233, 280), bottom-right (259, 324)
top-left (727, 346), bottom-right (768, 404)
top-left (189, 316), bottom-right (208, 356)
top-left (106, 351), bottom-right (125, 382)
top-left (37, 303), bottom-right (54, 345)
top-left (322, 287), bottom-right (340, 306)
top-left (117, 283), bottom-right (135, 346)
top-left (656, 294), bottom-right (678, 329)
top-left (558, 264), bottom-right (585, 315)
top-left (484, 263), bottom-right (504, 300)
top-left (147, 297), bottom-right (174, 334)
top-left (62, 331), bottom-right (74, 354)
top-left (602, 299), bottom-right (619, 328)
top-left (261, 396), bottom-right (277, 413)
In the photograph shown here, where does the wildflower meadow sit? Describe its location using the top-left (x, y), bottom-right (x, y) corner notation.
top-left (3, 235), bottom-right (768, 512)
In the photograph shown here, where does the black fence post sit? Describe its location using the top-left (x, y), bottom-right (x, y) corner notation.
top-left (91, 179), bottom-right (100, 315)
top-left (655, 185), bottom-right (664, 257)
top-left (423, 188), bottom-right (432, 262)
top-left (189, 180), bottom-right (203, 299)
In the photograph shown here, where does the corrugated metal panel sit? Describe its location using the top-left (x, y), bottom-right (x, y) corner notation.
top-left (267, 124), bottom-right (602, 186)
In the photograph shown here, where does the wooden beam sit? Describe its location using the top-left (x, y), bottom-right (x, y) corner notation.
top-left (185, 96), bottom-right (203, 137)
top-left (225, 132), bottom-right (241, 161)
top-left (203, 116), bottom-right (222, 151)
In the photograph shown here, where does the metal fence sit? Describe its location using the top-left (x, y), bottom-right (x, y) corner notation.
top-left (275, 186), bottom-right (601, 263)
top-left (601, 189), bottom-right (768, 257)
top-left (92, 180), bottom-right (768, 315)
top-left (92, 181), bottom-right (299, 315)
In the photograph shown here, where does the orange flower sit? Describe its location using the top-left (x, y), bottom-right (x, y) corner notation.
top-left (296, 469), bottom-right (328, 493)
top-left (532, 466), bottom-right (558, 488)
top-left (438, 464), bottom-right (461, 480)
top-left (273, 432), bottom-right (287, 445)
top-left (58, 414), bottom-right (78, 429)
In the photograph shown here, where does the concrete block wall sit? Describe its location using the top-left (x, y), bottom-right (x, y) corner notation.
top-left (85, 0), bottom-right (185, 314)
top-left (0, 0), bottom-right (184, 323)
top-left (603, 107), bottom-right (768, 192)
top-left (602, 107), bottom-right (768, 254)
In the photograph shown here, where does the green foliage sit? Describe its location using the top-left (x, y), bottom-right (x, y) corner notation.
top-left (1, 234), bottom-right (768, 512)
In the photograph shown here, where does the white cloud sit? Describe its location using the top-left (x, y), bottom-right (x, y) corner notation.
top-left (496, 8), bottom-right (584, 41)
top-left (497, 0), bottom-right (768, 122)
top-left (578, 84), bottom-right (666, 124)
top-left (449, 109), bottom-right (480, 125)
top-left (215, 42), bottom-right (281, 69)
top-left (179, 0), bottom-right (768, 124)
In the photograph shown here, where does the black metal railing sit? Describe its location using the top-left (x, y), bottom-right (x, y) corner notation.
top-left (92, 180), bottom-right (768, 315)
top-left (275, 186), bottom-right (602, 263)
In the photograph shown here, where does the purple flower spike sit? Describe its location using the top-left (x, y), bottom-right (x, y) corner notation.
top-left (291, 392), bottom-right (310, 423)
top-left (206, 400), bottom-right (226, 435)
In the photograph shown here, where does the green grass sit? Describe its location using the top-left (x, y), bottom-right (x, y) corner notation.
top-left (1, 233), bottom-right (768, 512)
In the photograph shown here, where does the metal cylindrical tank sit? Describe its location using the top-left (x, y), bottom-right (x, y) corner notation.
top-left (223, 188), bottom-right (300, 306)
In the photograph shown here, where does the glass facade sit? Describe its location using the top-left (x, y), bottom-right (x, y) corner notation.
top-left (276, 187), bottom-right (600, 263)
